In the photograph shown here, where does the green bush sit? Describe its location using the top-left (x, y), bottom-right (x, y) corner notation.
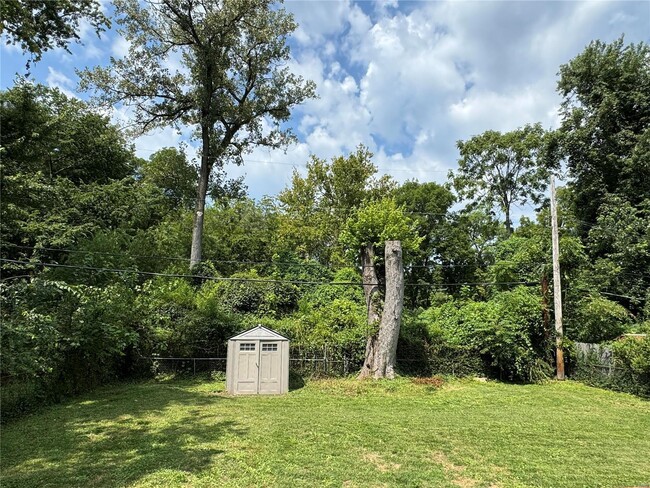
top-left (611, 327), bottom-right (650, 396)
top-left (0, 279), bottom-right (140, 421)
top-left (212, 270), bottom-right (299, 317)
top-left (567, 294), bottom-right (631, 342)
top-left (136, 278), bottom-right (241, 357)
top-left (418, 287), bottom-right (551, 382)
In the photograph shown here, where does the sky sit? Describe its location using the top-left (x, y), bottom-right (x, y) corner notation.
top-left (2, 0), bottom-right (649, 223)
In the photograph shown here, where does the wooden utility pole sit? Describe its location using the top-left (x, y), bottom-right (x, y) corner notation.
top-left (550, 176), bottom-right (565, 380)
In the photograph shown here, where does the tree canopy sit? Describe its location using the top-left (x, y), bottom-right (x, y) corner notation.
top-left (451, 123), bottom-right (551, 233)
top-left (0, 0), bottom-right (110, 64)
top-left (79, 0), bottom-right (316, 267)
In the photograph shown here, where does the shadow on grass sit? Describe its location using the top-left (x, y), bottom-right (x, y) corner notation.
top-left (289, 371), bottom-right (305, 391)
top-left (1, 379), bottom-right (246, 487)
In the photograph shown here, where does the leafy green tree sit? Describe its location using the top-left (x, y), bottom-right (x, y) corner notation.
top-left (79, 0), bottom-right (316, 268)
top-left (0, 83), bottom-right (136, 183)
top-left (557, 37), bottom-right (650, 223)
top-left (0, 0), bottom-right (110, 64)
top-left (585, 196), bottom-right (650, 313)
top-left (277, 145), bottom-right (394, 265)
top-left (451, 123), bottom-right (550, 233)
top-left (139, 147), bottom-right (197, 210)
top-left (394, 181), bottom-right (476, 306)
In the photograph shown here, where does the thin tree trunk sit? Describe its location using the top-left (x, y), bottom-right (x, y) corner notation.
top-left (190, 125), bottom-right (211, 269)
top-left (359, 240), bottom-right (404, 379)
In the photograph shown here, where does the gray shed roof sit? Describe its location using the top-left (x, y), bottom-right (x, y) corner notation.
top-left (229, 325), bottom-right (289, 341)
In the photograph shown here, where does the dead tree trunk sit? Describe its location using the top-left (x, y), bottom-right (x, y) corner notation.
top-left (359, 240), bottom-right (404, 379)
top-left (359, 243), bottom-right (381, 375)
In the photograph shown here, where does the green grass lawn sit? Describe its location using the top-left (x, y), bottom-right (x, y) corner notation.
top-left (1, 377), bottom-right (648, 487)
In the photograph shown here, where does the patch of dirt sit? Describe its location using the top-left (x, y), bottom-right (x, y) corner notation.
top-left (362, 451), bottom-right (401, 473)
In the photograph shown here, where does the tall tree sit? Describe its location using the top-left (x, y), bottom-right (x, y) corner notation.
top-left (79, 0), bottom-right (315, 268)
top-left (451, 123), bottom-right (550, 233)
top-left (0, 0), bottom-right (110, 64)
top-left (557, 37), bottom-right (650, 225)
top-left (0, 82), bottom-right (136, 183)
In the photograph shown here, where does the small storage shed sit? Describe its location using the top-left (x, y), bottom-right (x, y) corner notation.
top-left (226, 325), bottom-right (289, 395)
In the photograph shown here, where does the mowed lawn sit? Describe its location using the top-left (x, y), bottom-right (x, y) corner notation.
top-left (1, 377), bottom-right (649, 488)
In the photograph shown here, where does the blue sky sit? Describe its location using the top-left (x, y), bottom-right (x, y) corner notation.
top-left (2, 0), bottom-right (649, 222)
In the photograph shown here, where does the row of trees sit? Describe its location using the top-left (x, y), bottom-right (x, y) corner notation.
top-left (1, 0), bottom-right (649, 416)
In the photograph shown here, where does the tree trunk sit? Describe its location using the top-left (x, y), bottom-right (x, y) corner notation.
top-left (505, 204), bottom-right (513, 234)
top-left (359, 243), bottom-right (381, 379)
top-left (190, 125), bottom-right (212, 269)
top-left (361, 243), bottom-right (381, 325)
top-left (359, 240), bottom-right (404, 379)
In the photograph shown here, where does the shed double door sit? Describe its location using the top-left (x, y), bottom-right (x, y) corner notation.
top-left (235, 341), bottom-right (282, 394)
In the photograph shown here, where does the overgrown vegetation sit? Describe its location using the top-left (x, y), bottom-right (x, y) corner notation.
top-left (2, 17), bottom-right (649, 419)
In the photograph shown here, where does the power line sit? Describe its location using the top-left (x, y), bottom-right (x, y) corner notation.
top-left (135, 149), bottom-right (451, 174)
top-left (0, 258), bottom-right (367, 286)
top-left (0, 258), bottom-right (538, 289)
top-left (2, 243), bottom-right (508, 270)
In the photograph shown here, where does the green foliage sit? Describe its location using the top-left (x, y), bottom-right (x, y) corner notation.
top-left (573, 326), bottom-right (650, 398)
top-left (210, 270), bottom-right (299, 317)
top-left (0, 0), bottom-right (110, 63)
top-left (568, 294), bottom-right (632, 343)
top-left (340, 198), bottom-right (422, 258)
top-left (419, 287), bottom-right (550, 382)
top-left (452, 123), bottom-right (551, 232)
top-left (277, 145), bottom-right (394, 264)
top-left (558, 37), bottom-right (650, 223)
top-left (135, 278), bottom-right (240, 358)
top-left (0, 83), bottom-right (136, 182)
top-left (611, 329), bottom-right (650, 396)
top-left (586, 196), bottom-right (650, 311)
top-left (139, 147), bottom-right (197, 210)
top-left (0, 279), bottom-right (140, 420)
top-left (394, 181), bottom-right (476, 307)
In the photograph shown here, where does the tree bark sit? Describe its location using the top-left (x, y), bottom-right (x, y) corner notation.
top-left (505, 204), bottom-right (513, 234)
top-left (190, 124), bottom-right (212, 269)
top-left (359, 243), bottom-right (381, 378)
top-left (359, 240), bottom-right (404, 379)
top-left (361, 243), bottom-right (381, 326)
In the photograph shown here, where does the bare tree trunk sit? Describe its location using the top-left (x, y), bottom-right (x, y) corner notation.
top-left (190, 125), bottom-right (211, 269)
top-left (505, 205), bottom-right (513, 235)
top-left (359, 240), bottom-right (404, 379)
top-left (361, 243), bottom-right (381, 325)
top-left (358, 243), bottom-right (381, 378)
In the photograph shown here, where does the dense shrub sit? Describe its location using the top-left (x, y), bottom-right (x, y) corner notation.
top-left (610, 328), bottom-right (650, 396)
top-left (567, 294), bottom-right (631, 342)
top-left (212, 270), bottom-right (300, 317)
top-left (136, 278), bottom-right (241, 357)
top-left (418, 287), bottom-right (551, 382)
top-left (1, 279), bottom-right (140, 420)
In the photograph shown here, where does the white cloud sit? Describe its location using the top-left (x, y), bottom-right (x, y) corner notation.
top-left (9, 0), bottom-right (646, 202)
top-left (46, 67), bottom-right (77, 98)
top-left (111, 35), bottom-right (131, 58)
